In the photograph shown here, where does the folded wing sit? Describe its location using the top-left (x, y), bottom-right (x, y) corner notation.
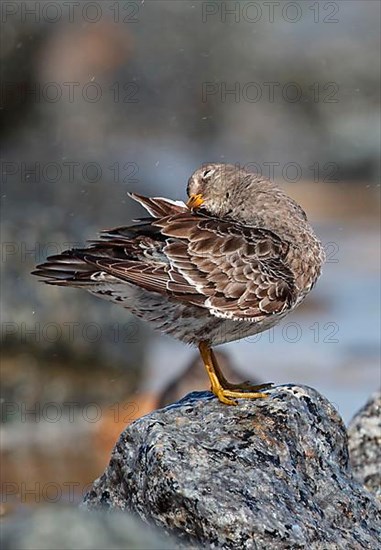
top-left (33, 194), bottom-right (297, 320)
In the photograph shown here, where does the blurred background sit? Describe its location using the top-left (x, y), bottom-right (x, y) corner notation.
top-left (1, 0), bottom-right (380, 515)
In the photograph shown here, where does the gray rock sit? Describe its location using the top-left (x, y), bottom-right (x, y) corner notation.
top-left (348, 390), bottom-right (381, 499)
top-left (84, 385), bottom-right (381, 549)
top-left (1, 507), bottom-right (177, 550)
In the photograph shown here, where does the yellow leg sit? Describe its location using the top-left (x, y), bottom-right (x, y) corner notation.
top-left (210, 349), bottom-right (273, 392)
top-left (199, 342), bottom-right (272, 406)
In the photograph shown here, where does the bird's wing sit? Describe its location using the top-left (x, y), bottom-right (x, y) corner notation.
top-left (128, 192), bottom-right (187, 217)
top-left (33, 194), bottom-right (297, 321)
top-left (154, 212), bottom-right (297, 320)
top-left (32, 194), bottom-right (184, 286)
top-left (91, 212), bottom-right (297, 321)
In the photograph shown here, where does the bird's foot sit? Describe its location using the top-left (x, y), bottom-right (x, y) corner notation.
top-left (200, 341), bottom-right (273, 406)
top-left (212, 385), bottom-right (270, 406)
top-left (225, 381), bottom-right (274, 392)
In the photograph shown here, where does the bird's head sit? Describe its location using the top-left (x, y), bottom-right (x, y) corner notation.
top-left (186, 163), bottom-right (253, 217)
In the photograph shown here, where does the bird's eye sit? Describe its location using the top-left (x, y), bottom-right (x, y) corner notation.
top-left (202, 168), bottom-right (214, 180)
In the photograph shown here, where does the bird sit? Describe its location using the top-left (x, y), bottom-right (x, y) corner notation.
top-left (32, 163), bottom-right (325, 405)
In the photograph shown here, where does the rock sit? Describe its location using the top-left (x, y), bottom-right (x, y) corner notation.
top-left (1, 507), bottom-right (177, 550)
top-left (84, 385), bottom-right (381, 549)
top-left (348, 390), bottom-right (381, 499)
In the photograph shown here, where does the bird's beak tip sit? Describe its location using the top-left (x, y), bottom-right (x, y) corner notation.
top-left (187, 194), bottom-right (204, 210)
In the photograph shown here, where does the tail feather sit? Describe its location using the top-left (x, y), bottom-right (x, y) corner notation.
top-left (32, 249), bottom-right (99, 286)
top-left (31, 192), bottom-right (182, 287)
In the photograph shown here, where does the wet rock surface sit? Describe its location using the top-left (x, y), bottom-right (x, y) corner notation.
top-left (348, 390), bottom-right (381, 499)
top-left (84, 385), bottom-right (381, 549)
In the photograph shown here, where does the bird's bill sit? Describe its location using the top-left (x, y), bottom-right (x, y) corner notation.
top-left (187, 193), bottom-right (204, 210)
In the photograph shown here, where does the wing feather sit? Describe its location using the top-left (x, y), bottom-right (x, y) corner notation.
top-left (33, 193), bottom-right (297, 320)
top-left (153, 213), bottom-right (296, 319)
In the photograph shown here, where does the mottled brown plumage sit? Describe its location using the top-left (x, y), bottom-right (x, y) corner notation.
top-left (33, 163), bottom-right (325, 404)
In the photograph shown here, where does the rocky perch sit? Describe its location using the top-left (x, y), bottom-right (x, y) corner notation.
top-left (348, 390), bottom-right (381, 500)
top-left (84, 385), bottom-right (381, 549)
